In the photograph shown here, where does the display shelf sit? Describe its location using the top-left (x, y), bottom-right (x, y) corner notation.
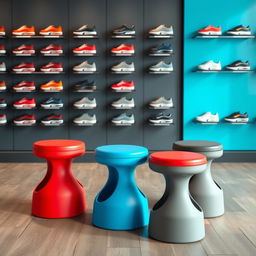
top-left (40, 122), bottom-right (64, 127)
top-left (40, 106), bottom-right (63, 110)
top-left (12, 71), bottom-right (65, 74)
top-left (148, 53), bottom-right (172, 57)
top-left (73, 71), bottom-right (97, 74)
top-left (73, 122), bottom-right (97, 126)
top-left (12, 53), bottom-right (36, 57)
top-left (0, 35), bottom-right (6, 39)
top-left (13, 123), bottom-right (36, 127)
top-left (12, 107), bottom-right (37, 110)
top-left (194, 35), bottom-right (256, 39)
top-left (112, 89), bottom-right (135, 93)
top-left (0, 54), bottom-right (7, 57)
top-left (148, 35), bottom-right (174, 39)
top-left (40, 53), bottom-right (64, 57)
top-left (40, 90), bottom-right (63, 93)
top-left (0, 71), bottom-right (7, 74)
top-left (111, 53), bottom-right (135, 57)
top-left (12, 35), bottom-right (64, 38)
top-left (0, 90), bottom-right (6, 92)
top-left (196, 121), bottom-right (251, 125)
top-left (72, 89), bottom-right (96, 93)
top-left (196, 122), bottom-right (219, 125)
top-left (111, 71), bottom-right (135, 74)
top-left (0, 106), bottom-right (7, 109)
top-left (148, 106), bottom-right (174, 109)
top-left (0, 123), bottom-right (7, 126)
top-left (111, 122), bottom-right (134, 126)
top-left (12, 89), bottom-right (36, 93)
top-left (73, 106), bottom-right (96, 110)
top-left (73, 35), bottom-right (98, 39)
top-left (111, 106), bottom-right (135, 110)
top-left (194, 70), bottom-right (253, 73)
top-left (148, 71), bottom-right (173, 74)
top-left (149, 122), bottom-right (173, 126)
top-left (73, 53), bottom-right (97, 57)
top-left (111, 35), bottom-right (135, 39)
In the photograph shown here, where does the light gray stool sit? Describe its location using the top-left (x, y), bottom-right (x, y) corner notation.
top-left (148, 151), bottom-right (207, 243)
top-left (173, 140), bottom-right (224, 218)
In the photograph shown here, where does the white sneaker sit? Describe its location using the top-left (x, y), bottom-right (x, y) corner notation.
top-left (198, 61), bottom-right (221, 71)
top-left (196, 112), bottom-right (219, 123)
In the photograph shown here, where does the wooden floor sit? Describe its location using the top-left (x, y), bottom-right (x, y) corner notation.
top-left (0, 162), bottom-right (256, 256)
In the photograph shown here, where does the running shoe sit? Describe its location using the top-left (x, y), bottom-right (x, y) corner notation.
top-left (149, 97), bottom-right (173, 109)
top-left (197, 61), bottom-right (221, 71)
top-left (73, 25), bottom-right (97, 36)
top-left (111, 97), bottom-right (135, 109)
top-left (0, 98), bottom-right (7, 108)
top-left (0, 62), bottom-right (6, 72)
top-left (227, 25), bottom-right (251, 36)
top-left (12, 62), bottom-right (35, 72)
top-left (73, 113), bottom-right (97, 125)
top-left (12, 45), bottom-right (35, 55)
top-left (149, 113), bottom-right (173, 124)
top-left (112, 25), bottom-right (135, 36)
top-left (73, 61), bottom-right (96, 72)
top-left (0, 81), bottom-right (6, 91)
top-left (0, 114), bottom-right (7, 124)
top-left (73, 44), bottom-right (96, 54)
top-left (73, 80), bottom-right (96, 92)
top-left (225, 112), bottom-right (249, 123)
top-left (111, 62), bottom-right (135, 72)
top-left (150, 44), bottom-right (173, 54)
top-left (111, 44), bottom-right (135, 54)
top-left (0, 45), bottom-right (6, 54)
top-left (149, 61), bottom-right (173, 72)
top-left (40, 98), bottom-right (63, 109)
top-left (73, 97), bottom-right (96, 109)
top-left (12, 25), bottom-right (35, 36)
top-left (40, 44), bottom-right (63, 54)
top-left (226, 60), bottom-right (250, 71)
top-left (40, 81), bottom-right (63, 91)
top-left (196, 112), bottom-right (219, 123)
top-left (149, 25), bottom-right (173, 36)
top-left (40, 62), bottom-right (63, 72)
top-left (14, 114), bottom-right (36, 125)
top-left (0, 26), bottom-right (5, 36)
top-left (13, 81), bottom-right (36, 92)
top-left (198, 25), bottom-right (222, 35)
top-left (111, 80), bottom-right (135, 91)
top-left (111, 113), bottom-right (135, 125)
top-left (13, 98), bottom-right (36, 109)
top-left (39, 25), bottom-right (63, 36)
top-left (41, 114), bottom-right (63, 125)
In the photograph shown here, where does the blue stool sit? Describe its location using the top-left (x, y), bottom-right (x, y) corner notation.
top-left (92, 145), bottom-right (149, 230)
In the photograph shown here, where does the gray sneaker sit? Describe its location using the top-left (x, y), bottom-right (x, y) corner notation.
top-left (0, 114), bottom-right (7, 124)
top-left (0, 62), bottom-right (6, 72)
top-left (149, 97), bottom-right (173, 108)
top-left (73, 97), bottom-right (96, 109)
top-left (111, 97), bottom-right (135, 109)
top-left (111, 62), bottom-right (135, 72)
top-left (149, 61), bottom-right (173, 72)
top-left (73, 61), bottom-right (96, 72)
top-left (149, 25), bottom-right (174, 36)
top-left (73, 113), bottom-right (97, 125)
top-left (112, 113), bottom-right (135, 125)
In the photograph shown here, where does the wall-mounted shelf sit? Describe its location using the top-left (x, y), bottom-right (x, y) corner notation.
top-left (73, 71), bottom-right (97, 74)
top-left (12, 90), bottom-right (36, 93)
top-left (112, 89), bottom-right (135, 93)
top-left (195, 121), bottom-right (251, 125)
top-left (111, 53), bottom-right (135, 57)
top-left (148, 71), bottom-right (173, 74)
top-left (12, 35), bottom-right (64, 38)
top-left (40, 122), bottom-right (64, 127)
top-left (111, 71), bottom-right (135, 74)
top-left (73, 106), bottom-right (96, 110)
top-left (12, 54), bottom-right (36, 57)
top-left (12, 107), bottom-right (37, 110)
top-left (111, 35), bottom-right (135, 39)
top-left (0, 123), bottom-right (7, 126)
top-left (111, 106), bottom-right (135, 110)
top-left (0, 72), bottom-right (7, 74)
top-left (0, 54), bottom-right (7, 57)
top-left (194, 70), bottom-right (253, 73)
top-left (73, 53), bottom-right (97, 56)
top-left (40, 90), bottom-right (63, 93)
top-left (148, 35), bottom-right (174, 38)
top-left (149, 121), bottom-right (173, 126)
top-left (194, 35), bottom-right (256, 39)
top-left (149, 53), bottom-right (172, 57)
top-left (73, 122), bottom-right (96, 126)
top-left (111, 123), bottom-right (134, 126)
top-left (72, 89), bottom-right (96, 93)
top-left (73, 35), bottom-right (98, 39)
top-left (0, 36), bottom-right (6, 39)
top-left (13, 123), bottom-right (36, 127)
top-left (12, 71), bottom-right (65, 74)
top-left (40, 53), bottom-right (64, 57)
top-left (148, 106), bottom-right (174, 109)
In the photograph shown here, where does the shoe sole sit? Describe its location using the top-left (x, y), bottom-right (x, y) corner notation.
top-left (149, 31), bottom-right (173, 35)
top-left (0, 50), bottom-right (6, 54)
top-left (12, 32), bottom-right (35, 36)
top-left (149, 68), bottom-right (173, 72)
top-left (41, 87), bottom-right (63, 91)
top-left (149, 119), bottom-right (173, 124)
top-left (13, 68), bottom-right (35, 72)
top-left (112, 86), bottom-right (135, 91)
top-left (0, 104), bottom-right (7, 108)
top-left (73, 31), bottom-right (97, 35)
top-left (73, 50), bottom-right (96, 54)
top-left (226, 66), bottom-right (250, 71)
top-left (41, 104), bottom-right (63, 109)
top-left (112, 68), bottom-right (134, 72)
top-left (40, 50), bottom-right (63, 54)
top-left (14, 120), bottom-right (36, 125)
top-left (0, 88), bottom-right (6, 91)
top-left (227, 31), bottom-right (251, 35)
top-left (13, 50), bottom-right (35, 54)
top-left (112, 120), bottom-right (134, 124)
top-left (41, 120), bottom-right (63, 125)
top-left (149, 104), bottom-right (173, 108)
top-left (73, 68), bottom-right (96, 72)
top-left (225, 118), bottom-right (249, 123)
top-left (198, 31), bottom-right (222, 35)
top-left (112, 50), bottom-right (134, 54)
top-left (0, 120), bottom-right (7, 124)
top-left (74, 104), bottom-right (96, 109)
top-left (13, 87), bottom-right (35, 91)
top-left (40, 68), bottom-right (63, 72)
top-left (74, 120), bottom-right (96, 124)
top-left (39, 32), bottom-right (62, 36)
top-left (14, 104), bottom-right (36, 109)
top-left (112, 104), bottom-right (134, 108)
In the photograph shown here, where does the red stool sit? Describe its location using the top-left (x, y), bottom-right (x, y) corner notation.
top-left (32, 140), bottom-right (86, 218)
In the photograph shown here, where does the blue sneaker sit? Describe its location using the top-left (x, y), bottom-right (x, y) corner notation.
top-left (150, 44), bottom-right (173, 54)
top-left (41, 98), bottom-right (63, 109)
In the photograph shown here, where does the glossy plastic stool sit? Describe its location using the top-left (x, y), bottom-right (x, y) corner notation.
top-left (148, 151), bottom-right (207, 243)
top-left (173, 140), bottom-right (224, 218)
top-left (32, 140), bottom-right (86, 218)
top-left (92, 145), bottom-right (149, 230)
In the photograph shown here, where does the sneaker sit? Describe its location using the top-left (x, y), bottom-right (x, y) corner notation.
top-left (40, 44), bottom-right (63, 54)
top-left (149, 113), bottom-right (173, 124)
top-left (197, 61), bottom-right (221, 71)
top-left (150, 44), bottom-right (173, 54)
top-left (0, 81), bottom-right (6, 91)
top-left (111, 97), bottom-right (135, 109)
top-left (225, 112), bottom-right (249, 123)
top-left (40, 62), bottom-right (63, 72)
top-left (0, 114), bottom-right (7, 124)
top-left (149, 25), bottom-right (173, 36)
top-left (73, 80), bottom-right (96, 92)
top-left (73, 25), bottom-right (97, 36)
top-left (12, 62), bottom-right (35, 72)
top-left (111, 80), bottom-right (135, 91)
top-left (0, 98), bottom-right (7, 108)
top-left (198, 25), bottom-right (222, 35)
top-left (13, 81), bottom-right (36, 91)
top-left (112, 113), bottom-right (135, 125)
top-left (0, 62), bottom-right (6, 72)
top-left (39, 25), bottom-right (63, 36)
top-left (41, 98), bottom-right (63, 109)
top-left (14, 114), bottom-right (36, 126)
top-left (40, 81), bottom-right (63, 91)
top-left (111, 62), bottom-right (135, 72)
top-left (0, 26), bottom-right (5, 36)
top-left (149, 61), bottom-right (173, 72)
top-left (73, 44), bottom-right (96, 54)
top-left (73, 61), bottom-right (96, 72)
top-left (111, 44), bottom-right (135, 54)
top-left (12, 25), bottom-right (35, 36)
top-left (41, 114), bottom-right (63, 125)
top-left (113, 25), bottom-right (135, 36)
top-left (13, 98), bottom-right (36, 109)
top-left (226, 60), bottom-right (250, 71)
top-left (227, 25), bottom-right (251, 36)
top-left (0, 45), bottom-right (6, 54)
top-left (149, 97), bottom-right (173, 108)
top-left (12, 44), bottom-right (35, 55)
top-left (73, 97), bottom-right (96, 109)
top-left (73, 113), bottom-right (97, 125)
top-left (196, 112), bottom-right (219, 123)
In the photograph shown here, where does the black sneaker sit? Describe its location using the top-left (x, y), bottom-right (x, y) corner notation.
top-left (73, 80), bottom-right (96, 92)
top-left (226, 60), bottom-right (250, 71)
top-left (227, 25), bottom-right (251, 36)
top-left (149, 113), bottom-right (173, 124)
top-left (73, 25), bottom-right (97, 36)
top-left (112, 25), bottom-right (135, 36)
top-left (225, 112), bottom-right (249, 123)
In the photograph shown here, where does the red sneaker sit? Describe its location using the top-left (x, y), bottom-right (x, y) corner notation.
top-left (12, 62), bottom-right (35, 72)
top-left (111, 80), bottom-right (135, 91)
top-left (40, 44), bottom-right (63, 54)
top-left (73, 44), bottom-right (96, 54)
top-left (12, 44), bottom-right (35, 54)
top-left (0, 81), bottom-right (6, 91)
top-left (198, 25), bottom-right (222, 35)
top-left (14, 114), bottom-right (36, 125)
top-left (0, 45), bottom-right (6, 54)
top-left (111, 44), bottom-right (135, 54)
top-left (13, 98), bottom-right (36, 109)
top-left (13, 81), bottom-right (36, 91)
top-left (40, 62), bottom-right (63, 72)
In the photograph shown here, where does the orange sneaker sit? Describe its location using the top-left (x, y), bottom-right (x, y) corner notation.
top-left (40, 25), bottom-right (63, 36)
top-left (0, 26), bottom-right (5, 36)
top-left (40, 80), bottom-right (63, 91)
top-left (12, 25), bottom-right (35, 36)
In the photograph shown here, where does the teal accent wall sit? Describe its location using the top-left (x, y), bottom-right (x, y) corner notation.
top-left (184, 0), bottom-right (256, 150)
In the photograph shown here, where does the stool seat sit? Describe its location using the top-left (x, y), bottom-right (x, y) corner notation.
top-left (149, 151), bottom-right (207, 167)
top-left (173, 140), bottom-right (223, 152)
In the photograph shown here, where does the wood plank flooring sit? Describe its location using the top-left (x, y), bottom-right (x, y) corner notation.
top-left (0, 162), bottom-right (256, 256)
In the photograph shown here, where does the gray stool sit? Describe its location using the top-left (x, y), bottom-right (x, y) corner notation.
top-left (173, 140), bottom-right (224, 218)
